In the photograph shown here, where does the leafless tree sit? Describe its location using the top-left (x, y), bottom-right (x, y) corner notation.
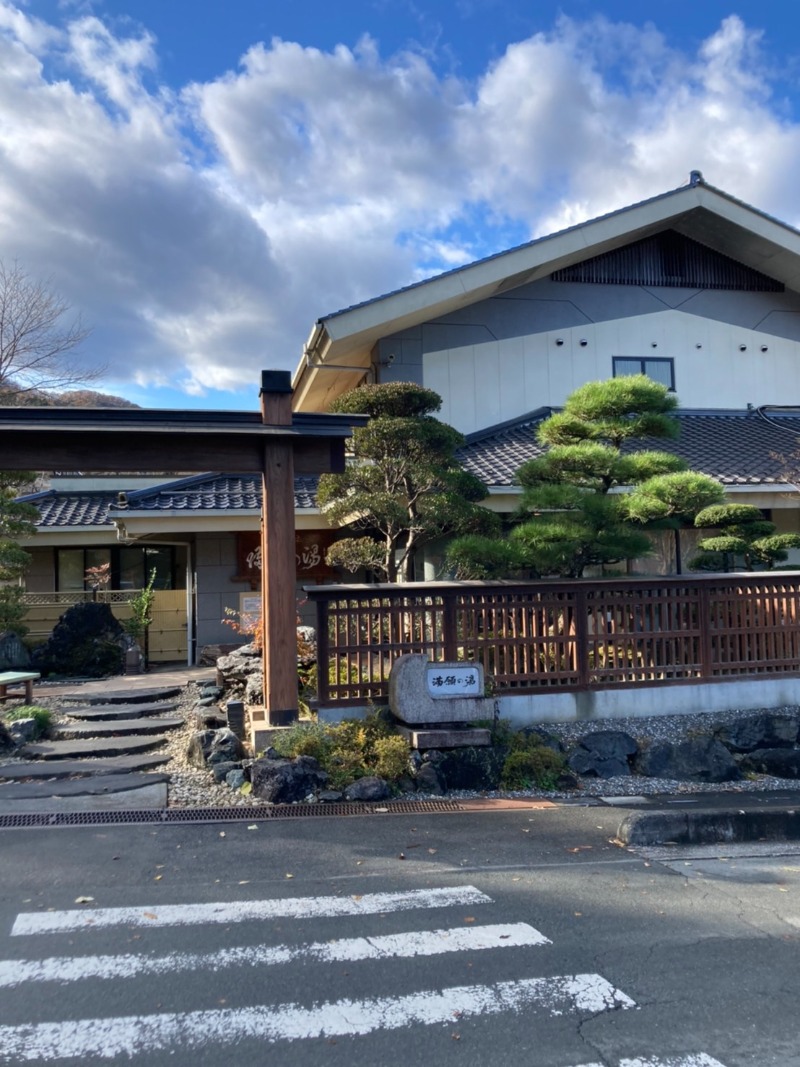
top-left (0, 259), bottom-right (102, 396)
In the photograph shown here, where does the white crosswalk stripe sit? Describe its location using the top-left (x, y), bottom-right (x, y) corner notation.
top-left (1, 884), bottom-right (728, 1064)
top-left (10, 884), bottom-right (492, 935)
top-left (0, 975), bottom-right (635, 1061)
top-left (0, 921), bottom-right (550, 986)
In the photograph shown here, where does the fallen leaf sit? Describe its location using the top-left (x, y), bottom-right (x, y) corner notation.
top-left (374, 807), bottom-right (388, 813)
top-left (285, 873), bottom-right (294, 879)
top-left (398, 853), bottom-right (406, 860)
top-left (511, 877), bottom-right (521, 882)
top-left (154, 875), bottom-right (162, 882)
top-left (74, 896), bottom-right (94, 904)
top-left (427, 848), bottom-right (438, 854)
top-left (238, 880), bottom-right (250, 885)
top-left (240, 782), bottom-right (252, 795)
top-left (143, 912), bottom-right (157, 921)
top-left (574, 912), bottom-right (582, 917)
top-left (219, 832), bottom-right (226, 838)
top-left (463, 916), bottom-right (475, 924)
top-left (247, 825), bottom-right (258, 830)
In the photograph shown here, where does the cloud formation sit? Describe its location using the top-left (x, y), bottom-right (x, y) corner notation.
top-left (0, 5), bottom-right (798, 402)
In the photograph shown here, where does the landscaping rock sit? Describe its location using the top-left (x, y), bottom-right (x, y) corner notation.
top-left (318, 790), bottom-right (344, 802)
top-left (31, 602), bottom-right (124, 678)
top-left (715, 713), bottom-right (799, 752)
top-left (193, 709), bottom-right (228, 730)
top-left (435, 745), bottom-right (506, 791)
top-left (186, 727), bottom-right (244, 768)
top-left (0, 720), bottom-right (15, 752)
top-left (211, 760), bottom-right (240, 783)
top-left (8, 718), bottom-right (38, 744)
top-left (343, 776), bottom-right (390, 801)
top-left (0, 632), bottom-right (31, 670)
top-left (186, 729), bottom-right (214, 768)
top-left (206, 728), bottom-right (245, 766)
top-left (567, 730), bottom-right (638, 778)
top-left (414, 762), bottom-right (445, 794)
top-left (225, 769), bottom-right (247, 790)
top-left (740, 748), bottom-right (800, 779)
top-left (249, 754), bottom-right (328, 803)
top-left (636, 737), bottom-right (741, 782)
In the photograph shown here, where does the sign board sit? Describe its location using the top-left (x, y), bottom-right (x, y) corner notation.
top-left (426, 663), bottom-right (482, 698)
top-left (236, 531), bottom-right (335, 585)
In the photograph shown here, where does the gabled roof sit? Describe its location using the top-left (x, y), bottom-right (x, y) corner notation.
top-left (21, 474), bottom-right (320, 530)
top-left (293, 172), bottom-right (800, 411)
top-left (457, 408), bottom-right (800, 488)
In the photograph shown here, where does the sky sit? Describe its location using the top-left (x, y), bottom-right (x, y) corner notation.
top-left (3, 2), bottom-right (800, 410)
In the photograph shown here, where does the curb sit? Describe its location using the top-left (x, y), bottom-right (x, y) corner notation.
top-left (617, 805), bottom-right (800, 847)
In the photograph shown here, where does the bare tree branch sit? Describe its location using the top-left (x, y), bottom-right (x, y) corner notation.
top-left (0, 259), bottom-right (103, 395)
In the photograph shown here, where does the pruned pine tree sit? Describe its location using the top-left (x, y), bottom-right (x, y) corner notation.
top-left (690, 504), bottom-right (800, 571)
top-left (448, 375), bottom-right (707, 579)
top-left (317, 383), bottom-right (497, 582)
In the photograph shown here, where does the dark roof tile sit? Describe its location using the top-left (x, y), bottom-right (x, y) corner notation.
top-left (458, 409), bottom-right (800, 487)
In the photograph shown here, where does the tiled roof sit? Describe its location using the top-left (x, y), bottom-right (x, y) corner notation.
top-left (458, 409), bottom-right (800, 487)
top-left (21, 491), bottom-right (119, 528)
top-left (22, 474), bottom-right (320, 529)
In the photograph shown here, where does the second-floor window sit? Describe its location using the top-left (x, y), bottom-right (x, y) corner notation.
top-left (612, 356), bottom-right (675, 391)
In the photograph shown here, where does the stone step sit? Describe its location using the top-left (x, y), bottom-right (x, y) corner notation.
top-left (51, 717), bottom-right (184, 739)
top-left (63, 702), bottom-right (179, 721)
top-left (20, 735), bottom-right (170, 760)
top-left (0, 781), bottom-right (169, 812)
top-left (0, 754), bottom-right (172, 780)
top-left (59, 686), bottom-right (183, 706)
top-left (0, 772), bottom-right (170, 800)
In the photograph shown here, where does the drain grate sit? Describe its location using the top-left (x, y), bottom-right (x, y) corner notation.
top-left (0, 799), bottom-right (463, 829)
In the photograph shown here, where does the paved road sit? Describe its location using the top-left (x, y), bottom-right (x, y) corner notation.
top-left (1, 806), bottom-right (798, 1066)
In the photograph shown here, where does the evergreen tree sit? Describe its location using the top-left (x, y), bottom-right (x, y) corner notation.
top-left (0, 471), bottom-right (38, 635)
top-left (690, 503), bottom-right (800, 571)
top-left (448, 375), bottom-right (704, 579)
top-left (317, 382), bottom-right (497, 582)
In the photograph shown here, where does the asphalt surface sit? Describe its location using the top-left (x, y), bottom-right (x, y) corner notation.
top-left (2, 804), bottom-right (800, 1066)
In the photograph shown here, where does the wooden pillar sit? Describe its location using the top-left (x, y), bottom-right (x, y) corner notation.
top-left (260, 370), bottom-right (299, 726)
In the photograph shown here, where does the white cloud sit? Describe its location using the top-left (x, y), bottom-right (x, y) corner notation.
top-left (0, 5), bottom-right (799, 402)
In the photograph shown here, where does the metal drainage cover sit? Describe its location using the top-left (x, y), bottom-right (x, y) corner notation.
top-left (0, 799), bottom-right (464, 829)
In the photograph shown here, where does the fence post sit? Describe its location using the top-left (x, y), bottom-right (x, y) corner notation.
top-left (442, 590), bottom-right (458, 662)
top-left (698, 582), bottom-right (713, 681)
top-left (315, 594), bottom-right (330, 706)
top-left (574, 585), bottom-right (590, 687)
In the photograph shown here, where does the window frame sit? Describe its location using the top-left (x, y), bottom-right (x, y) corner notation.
top-left (612, 356), bottom-right (675, 391)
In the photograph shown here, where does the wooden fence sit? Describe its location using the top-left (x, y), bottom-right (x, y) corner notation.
top-left (305, 573), bottom-right (800, 707)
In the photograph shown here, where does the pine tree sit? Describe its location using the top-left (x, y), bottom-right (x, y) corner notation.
top-left (317, 383), bottom-right (497, 582)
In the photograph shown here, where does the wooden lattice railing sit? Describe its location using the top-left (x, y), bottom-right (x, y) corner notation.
top-left (305, 573), bottom-right (800, 706)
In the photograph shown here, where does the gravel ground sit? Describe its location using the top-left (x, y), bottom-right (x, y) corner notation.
top-left (5, 685), bottom-right (800, 807)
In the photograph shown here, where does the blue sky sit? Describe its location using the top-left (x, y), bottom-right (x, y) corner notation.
top-left (3, 1), bottom-right (800, 409)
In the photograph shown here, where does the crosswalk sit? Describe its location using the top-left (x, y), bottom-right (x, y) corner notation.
top-left (1, 884), bottom-right (728, 1064)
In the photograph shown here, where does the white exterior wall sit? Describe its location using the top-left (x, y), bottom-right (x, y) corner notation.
top-left (401, 279), bottom-right (800, 434)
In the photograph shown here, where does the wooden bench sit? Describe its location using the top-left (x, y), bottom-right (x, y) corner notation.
top-left (0, 671), bottom-right (40, 703)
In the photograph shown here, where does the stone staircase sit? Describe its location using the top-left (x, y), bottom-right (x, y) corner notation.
top-left (0, 685), bottom-right (185, 814)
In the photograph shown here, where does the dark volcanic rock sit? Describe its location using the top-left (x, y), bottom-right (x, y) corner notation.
top-left (567, 730), bottom-right (638, 778)
top-left (636, 737), bottom-right (741, 782)
top-left (343, 776), bottom-right (390, 801)
top-left (250, 754), bottom-right (328, 803)
top-left (740, 748), bottom-right (800, 779)
top-left (436, 746), bottom-right (507, 791)
top-left (715, 713), bottom-right (799, 753)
